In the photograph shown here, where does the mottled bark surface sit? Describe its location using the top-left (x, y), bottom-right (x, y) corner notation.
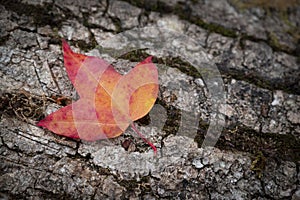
top-left (0, 0), bottom-right (299, 199)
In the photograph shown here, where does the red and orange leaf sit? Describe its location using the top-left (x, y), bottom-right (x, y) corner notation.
top-left (37, 40), bottom-right (159, 152)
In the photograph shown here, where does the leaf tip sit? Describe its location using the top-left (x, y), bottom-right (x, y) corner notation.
top-left (141, 56), bottom-right (153, 64)
top-left (36, 118), bottom-right (48, 128)
top-left (36, 121), bottom-right (42, 127)
top-left (36, 114), bottom-right (55, 128)
top-left (62, 39), bottom-right (72, 54)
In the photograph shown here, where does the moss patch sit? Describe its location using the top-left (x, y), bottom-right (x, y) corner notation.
top-left (120, 50), bottom-right (202, 78)
top-left (230, 0), bottom-right (299, 12)
top-left (75, 39), bottom-right (98, 52)
top-left (250, 151), bottom-right (266, 178)
top-left (195, 123), bottom-right (300, 163)
top-left (173, 2), bottom-right (239, 37)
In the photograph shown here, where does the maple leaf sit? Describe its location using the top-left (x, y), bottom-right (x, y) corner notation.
top-left (37, 40), bottom-right (159, 153)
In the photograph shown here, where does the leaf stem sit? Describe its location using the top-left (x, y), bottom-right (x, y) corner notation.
top-left (130, 123), bottom-right (157, 155)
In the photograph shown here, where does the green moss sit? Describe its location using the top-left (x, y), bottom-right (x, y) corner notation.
top-left (173, 3), bottom-right (238, 38)
top-left (120, 49), bottom-right (203, 78)
top-left (119, 49), bottom-right (150, 62)
top-left (213, 125), bottom-right (300, 162)
top-left (231, 0), bottom-right (299, 12)
top-left (220, 62), bottom-right (300, 94)
top-left (268, 32), bottom-right (281, 50)
top-left (268, 32), bottom-right (279, 44)
top-left (231, 0), bottom-right (300, 55)
top-left (194, 19), bottom-right (237, 38)
top-left (75, 39), bottom-right (98, 52)
top-left (195, 121), bottom-right (300, 163)
top-left (250, 151), bottom-right (266, 178)
top-left (287, 28), bottom-right (300, 41)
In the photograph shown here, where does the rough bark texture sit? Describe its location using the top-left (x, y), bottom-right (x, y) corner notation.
top-left (0, 0), bottom-right (299, 199)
